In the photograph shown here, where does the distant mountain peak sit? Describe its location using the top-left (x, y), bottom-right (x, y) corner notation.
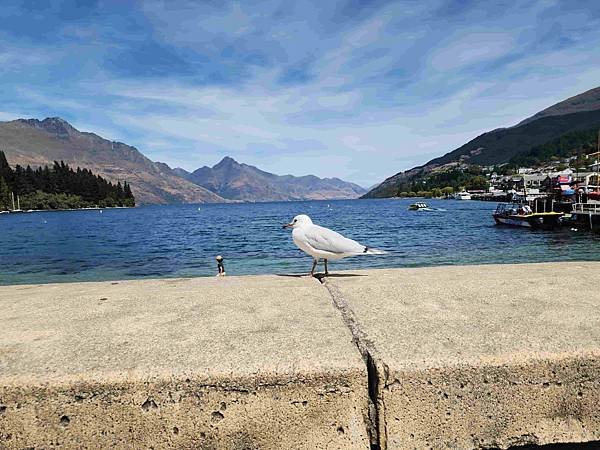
top-left (41, 117), bottom-right (75, 136)
top-left (17, 116), bottom-right (76, 138)
top-left (42, 116), bottom-right (71, 126)
top-left (214, 156), bottom-right (239, 168)
top-left (183, 157), bottom-right (366, 201)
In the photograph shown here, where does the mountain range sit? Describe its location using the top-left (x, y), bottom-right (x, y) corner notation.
top-left (175, 156), bottom-right (366, 201)
top-left (0, 118), bottom-right (224, 204)
top-left (0, 117), bottom-right (364, 204)
top-left (7, 85), bottom-right (594, 203)
top-left (364, 86), bottom-right (600, 198)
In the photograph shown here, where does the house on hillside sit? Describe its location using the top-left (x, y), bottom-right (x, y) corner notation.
top-left (522, 174), bottom-right (547, 189)
top-left (510, 174), bottom-right (547, 194)
top-left (573, 172), bottom-right (600, 190)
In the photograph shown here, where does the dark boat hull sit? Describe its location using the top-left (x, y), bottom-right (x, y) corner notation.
top-left (494, 215), bottom-right (532, 228)
top-left (493, 214), bottom-right (562, 230)
top-left (571, 212), bottom-right (600, 233)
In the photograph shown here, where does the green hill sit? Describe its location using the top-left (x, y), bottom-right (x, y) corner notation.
top-left (426, 109), bottom-right (600, 167)
top-left (508, 128), bottom-right (599, 168)
top-left (363, 87), bottom-right (600, 199)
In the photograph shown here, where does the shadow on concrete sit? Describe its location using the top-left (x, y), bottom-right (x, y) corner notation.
top-left (314, 273), bottom-right (366, 281)
top-left (275, 273), bottom-right (311, 278)
top-left (275, 273), bottom-right (366, 280)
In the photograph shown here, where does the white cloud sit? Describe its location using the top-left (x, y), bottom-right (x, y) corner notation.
top-left (429, 32), bottom-right (516, 71)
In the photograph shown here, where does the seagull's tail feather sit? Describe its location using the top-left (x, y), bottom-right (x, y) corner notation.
top-left (362, 247), bottom-right (387, 255)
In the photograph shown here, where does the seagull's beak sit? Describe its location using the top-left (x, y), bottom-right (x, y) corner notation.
top-left (282, 223), bottom-right (293, 229)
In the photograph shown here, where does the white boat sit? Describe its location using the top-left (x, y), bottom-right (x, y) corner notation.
top-left (454, 191), bottom-right (472, 200)
top-left (9, 192), bottom-right (23, 213)
top-left (408, 202), bottom-right (429, 210)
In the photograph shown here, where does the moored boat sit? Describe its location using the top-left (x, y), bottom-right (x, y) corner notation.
top-left (8, 192), bottom-right (23, 213)
top-left (493, 202), bottom-right (563, 229)
top-left (570, 140), bottom-right (600, 232)
top-left (454, 191), bottom-right (472, 200)
top-left (571, 203), bottom-right (600, 232)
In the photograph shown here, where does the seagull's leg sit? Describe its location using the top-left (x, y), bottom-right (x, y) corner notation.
top-left (310, 259), bottom-right (317, 276)
top-left (324, 259), bottom-right (329, 276)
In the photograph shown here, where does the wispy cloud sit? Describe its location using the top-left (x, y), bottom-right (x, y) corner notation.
top-left (0, 0), bottom-right (599, 186)
top-left (429, 32), bottom-right (516, 71)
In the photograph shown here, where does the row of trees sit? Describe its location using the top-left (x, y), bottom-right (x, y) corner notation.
top-left (419, 167), bottom-right (489, 191)
top-left (0, 151), bottom-right (135, 211)
top-left (394, 187), bottom-right (476, 198)
top-left (396, 187), bottom-right (461, 198)
top-left (392, 166), bottom-right (490, 197)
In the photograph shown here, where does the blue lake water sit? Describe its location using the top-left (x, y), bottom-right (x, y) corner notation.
top-left (1, 198), bottom-right (600, 285)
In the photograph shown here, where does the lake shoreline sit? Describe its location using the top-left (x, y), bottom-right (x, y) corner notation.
top-left (0, 205), bottom-right (134, 214)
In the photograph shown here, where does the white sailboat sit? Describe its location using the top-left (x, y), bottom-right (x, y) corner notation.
top-left (10, 192), bottom-right (23, 213)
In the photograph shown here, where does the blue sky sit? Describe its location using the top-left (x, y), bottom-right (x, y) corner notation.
top-left (1, 0), bottom-right (600, 187)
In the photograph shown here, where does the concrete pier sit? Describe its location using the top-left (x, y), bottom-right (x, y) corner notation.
top-left (1, 262), bottom-right (600, 449)
top-left (0, 276), bottom-right (370, 449)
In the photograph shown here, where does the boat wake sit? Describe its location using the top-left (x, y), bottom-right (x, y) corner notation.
top-left (419, 207), bottom-right (446, 212)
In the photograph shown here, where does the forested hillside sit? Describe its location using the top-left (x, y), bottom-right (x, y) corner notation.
top-left (508, 128), bottom-right (599, 168)
top-left (0, 151), bottom-right (135, 210)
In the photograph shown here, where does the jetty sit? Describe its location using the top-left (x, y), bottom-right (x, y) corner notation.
top-left (2, 263), bottom-right (600, 449)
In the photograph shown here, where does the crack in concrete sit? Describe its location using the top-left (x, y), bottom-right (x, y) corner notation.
top-left (318, 277), bottom-right (387, 450)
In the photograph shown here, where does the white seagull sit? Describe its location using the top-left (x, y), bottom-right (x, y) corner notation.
top-left (283, 214), bottom-right (386, 276)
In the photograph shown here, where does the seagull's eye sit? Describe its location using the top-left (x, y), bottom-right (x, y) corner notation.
top-left (293, 219), bottom-right (297, 223)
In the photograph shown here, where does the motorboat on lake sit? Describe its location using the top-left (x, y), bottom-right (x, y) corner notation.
top-left (408, 202), bottom-right (429, 210)
top-left (493, 202), bottom-right (563, 229)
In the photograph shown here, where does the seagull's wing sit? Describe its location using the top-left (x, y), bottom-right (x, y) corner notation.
top-left (303, 224), bottom-right (366, 255)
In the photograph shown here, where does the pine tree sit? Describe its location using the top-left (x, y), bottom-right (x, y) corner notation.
top-left (116, 182), bottom-right (124, 201)
top-left (124, 182), bottom-right (133, 199)
top-left (0, 176), bottom-right (10, 211)
top-left (0, 151), bottom-right (12, 185)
